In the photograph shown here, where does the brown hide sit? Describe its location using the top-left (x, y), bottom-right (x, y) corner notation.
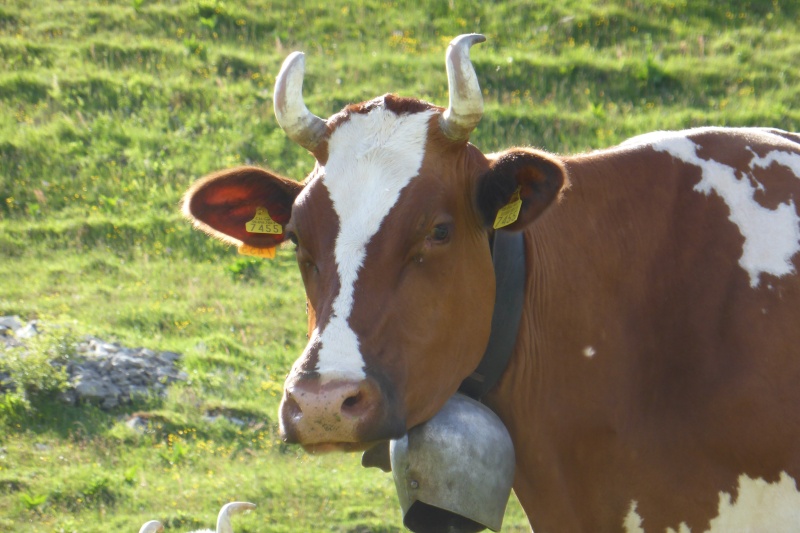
top-left (485, 130), bottom-right (800, 532)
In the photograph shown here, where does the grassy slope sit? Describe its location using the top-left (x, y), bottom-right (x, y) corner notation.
top-left (1, 0), bottom-right (799, 530)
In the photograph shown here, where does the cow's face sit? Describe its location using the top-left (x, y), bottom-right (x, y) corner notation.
top-left (279, 96), bottom-right (499, 450)
top-left (183, 35), bottom-right (565, 451)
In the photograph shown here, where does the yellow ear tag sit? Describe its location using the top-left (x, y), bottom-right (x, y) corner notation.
top-left (493, 187), bottom-right (522, 229)
top-left (245, 207), bottom-right (282, 234)
top-left (238, 244), bottom-right (276, 259)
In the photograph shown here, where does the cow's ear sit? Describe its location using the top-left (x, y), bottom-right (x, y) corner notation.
top-left (476, 148), bottom-right (566, 231)
top-left (183, 166), bottom-right (304, 249)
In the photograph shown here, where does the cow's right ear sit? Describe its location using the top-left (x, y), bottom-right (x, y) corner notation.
top-left (182, 166), bottom-right (304, 249)
top-left (476, 148), bottom-right (566, 231)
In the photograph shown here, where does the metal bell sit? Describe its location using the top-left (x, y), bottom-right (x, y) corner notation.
top-left (390, 394), bottom-right (515, 532)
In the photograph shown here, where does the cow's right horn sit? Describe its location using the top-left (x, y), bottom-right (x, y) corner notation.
top-left (216, 501), bottom-right (256, 533)
top-left (274, 52), bottom-right (327, 153)
top-left (440, 33), bottom-right (486, 142)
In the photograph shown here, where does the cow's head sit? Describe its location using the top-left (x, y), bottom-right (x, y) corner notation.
top-left (183, 35), bottom-right (565, 452)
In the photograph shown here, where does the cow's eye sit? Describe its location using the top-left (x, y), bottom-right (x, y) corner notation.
top-left (430, 223), bottom-right (451, 243)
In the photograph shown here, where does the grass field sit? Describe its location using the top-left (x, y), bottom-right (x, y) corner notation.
top-left (1, 0), bottom-right (799, 531)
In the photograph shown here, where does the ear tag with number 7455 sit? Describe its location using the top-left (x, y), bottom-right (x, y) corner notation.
top-left (493, 187), bottom-right (522, 229)
top-left (245, 207), bottom-right (282, 234)
top-left (238, 207), bottom-right (281, 259)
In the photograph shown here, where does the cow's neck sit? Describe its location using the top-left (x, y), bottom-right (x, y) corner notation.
top-left (478, 155), bottom-right (708, 531)
top-left (482, 156), bottom-right (662, 529)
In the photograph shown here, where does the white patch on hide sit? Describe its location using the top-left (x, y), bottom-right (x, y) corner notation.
top-left (706, 472), bottom-right (800, 532)
top-left (748, 147), bottom-right (800, 179)
top-left (624, 501), bottom-right (645, 533)
top-left (637, 129), bottom-right (800, 288)
top-left (583, 346), bottom-right (596, 358)
top-left (315, 102), bottom-right (434, 382)
top-left (624, 472), bottom-right (800, 533)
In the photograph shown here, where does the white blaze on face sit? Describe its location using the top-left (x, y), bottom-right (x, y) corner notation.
top-left (313, 103), bottom-right (435, 382)
top-left (624, 472), bottom-right (800, 532)
top-left (629, 128), bottom-right (800, 288)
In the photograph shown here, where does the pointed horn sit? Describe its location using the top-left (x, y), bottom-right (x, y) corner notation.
top-left (274, 52), bottom-right (327, 152)
top-left (440, 33), bottom-right (486, 142)
top-left (216, 501), bottom-right (256, 533)
top-left (138, 520), bottom-right (164, 533)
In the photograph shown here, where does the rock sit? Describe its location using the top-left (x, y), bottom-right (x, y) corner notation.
top-left (75, 377), bottom-right (119, 400)
top-left (86, 337), bottom-right (120, 355)
top-left (159, 351), bottom-right (181, 362)
top-left (204, 408), bottom-right (254, 427)
top-left (228, 416), bottom-right (246, 426)
top-left (15, 321), bottom-right (39, 339)
top-left (126, 415), bottom-right (149, 433)
top-left (0, 316), bottom-right (23, 332)
top-left (2, 319), bottom-right (187, 410)
top-left (111, 353), bottom-right (143, 369)
top-left (0, 337), bottom-right (23, 349)
top-left (102, 395), bottom-right (119, 409)
top-left (0, 371), bottom-right (16, 393)
top-left (58, 389), bottom-right (77, 405)
top-left (202, 413), bottom-right (243, 425)
top-left (155, 367), bottom-right (173, 380)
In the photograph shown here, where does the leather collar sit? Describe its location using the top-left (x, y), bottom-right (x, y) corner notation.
top-left (458, 230), bottom-right (526, 399)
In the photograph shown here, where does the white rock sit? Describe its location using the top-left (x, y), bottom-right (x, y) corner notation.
top-left (0, 316), bottom-right (23, 331)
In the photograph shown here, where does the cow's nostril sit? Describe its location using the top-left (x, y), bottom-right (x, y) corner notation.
top-left (342, 392), bottom-right (362, 411)
top-left (341, 382), bottom-right (379, 419)
top-left (283, 390), bottom-right (302, 419)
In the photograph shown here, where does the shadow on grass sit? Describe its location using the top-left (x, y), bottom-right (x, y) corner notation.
top-left (0, 392), bottom-right (158, 440)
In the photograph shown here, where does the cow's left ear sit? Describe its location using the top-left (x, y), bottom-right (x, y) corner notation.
top-left (476, 148), bottom-right (566, 231)
top-left (182, 166), bottom-right (304, 249)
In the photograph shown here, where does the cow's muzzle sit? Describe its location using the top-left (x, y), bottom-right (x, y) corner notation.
top-left (279, 372), bottom-right (405, 450)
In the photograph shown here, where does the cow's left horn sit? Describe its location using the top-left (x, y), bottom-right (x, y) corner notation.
top-left (274, 52), bottom-right (327, 153)
top-left (440, 33), bottom-right (486, 142)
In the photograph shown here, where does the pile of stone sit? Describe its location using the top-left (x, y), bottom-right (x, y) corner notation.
top-left (1, 316), bottom-right (187, 409)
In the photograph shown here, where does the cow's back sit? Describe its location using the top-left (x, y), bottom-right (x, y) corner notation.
top-left (488, 128), bottom-right (800, 532)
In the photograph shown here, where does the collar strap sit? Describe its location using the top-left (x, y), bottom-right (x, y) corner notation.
top-left (459, 231), bottom-right (526, 399)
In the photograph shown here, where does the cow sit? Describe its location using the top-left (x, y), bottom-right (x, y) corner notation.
top-left (183, 34), bottom-right (800, 532)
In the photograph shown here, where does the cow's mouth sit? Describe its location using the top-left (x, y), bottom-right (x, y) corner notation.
top-left (301, 441), bottom-right (376, 454)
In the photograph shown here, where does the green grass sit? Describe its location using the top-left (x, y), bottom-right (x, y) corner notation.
top-left (1, 0), bottom-right (799, 530)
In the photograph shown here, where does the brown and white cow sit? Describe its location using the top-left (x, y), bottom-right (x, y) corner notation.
top-left (183, 34), bottom-right (800, 532)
